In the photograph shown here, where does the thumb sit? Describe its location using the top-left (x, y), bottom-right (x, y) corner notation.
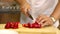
top-left (25, 9), bottom-right (31, 17)
top-left (24, 9), bottom-right (29, 17)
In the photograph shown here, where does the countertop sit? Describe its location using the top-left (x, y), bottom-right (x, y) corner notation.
top-left (0, 24), bottom-right (60, 34)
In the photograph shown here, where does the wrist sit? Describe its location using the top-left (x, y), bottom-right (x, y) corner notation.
top-left (50, 17), bottom-right (56, 23)
top-left (21, 3), bottom-right (27, 6)
top-left (16, 0), bottom-right (27, 5)
top-left (50, 14), bottom-right (59, 23)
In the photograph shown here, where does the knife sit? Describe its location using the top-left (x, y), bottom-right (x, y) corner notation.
top-left (28, 13), bottom-right (33, 20)
top-left (27, 11), bottom-right (33, 20)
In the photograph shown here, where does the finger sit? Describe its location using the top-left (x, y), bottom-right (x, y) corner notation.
top-left (47, 21), bottom-right (53, 25)
top-left (39, 19), bottom-right (46, 24)
top-left (25, 8), bottom-right (29, 16)
top-left (20, 7), bottom-right (25, 12)
top-left (42, 22), bottom-right (48, 27)
top-left (36, 16), bottom-right (43, 22)
top-left (20, 6), bottom-right (27, 15)
top-left (28, 8), bottom-right (32, 13)
top-left (36, 17), bottom-right (39, 21)
top-left (21, 7), bottom-right (28, 16)
top-left (25, 6), bottom-right (31, 17)
top-left (20, 7), bottom-right (26, 13)
top-left (26, 9), bottom-right (31, 17)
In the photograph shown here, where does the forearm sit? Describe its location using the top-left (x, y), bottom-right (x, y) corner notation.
top-left (15, 0), bottom-right (27, 5)
top-left (51, 0), bottom-right (60, 20)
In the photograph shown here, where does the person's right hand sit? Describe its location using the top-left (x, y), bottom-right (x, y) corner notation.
top-left (20, 3), bottom-right (31, 17)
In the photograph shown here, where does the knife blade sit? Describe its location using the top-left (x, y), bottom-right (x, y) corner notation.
top-left (27, 12), bottom-right (33, 20)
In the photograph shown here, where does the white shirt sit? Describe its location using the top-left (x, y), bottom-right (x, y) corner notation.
top-left (20, 0), bottom-right (59, 27)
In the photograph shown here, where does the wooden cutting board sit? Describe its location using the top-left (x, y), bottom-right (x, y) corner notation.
top-left (0, 24), bottom-right (60, 34)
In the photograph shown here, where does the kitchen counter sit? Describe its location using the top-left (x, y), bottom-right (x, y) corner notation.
top-left (0, 24), bottom-right (60, 34)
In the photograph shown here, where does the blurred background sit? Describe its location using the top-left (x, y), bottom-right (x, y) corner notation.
top-left (0, 0), bottom-right (20, 24)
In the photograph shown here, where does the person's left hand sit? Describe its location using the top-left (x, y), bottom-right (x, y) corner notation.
top-left (36, 15), bottom-right (54, 27)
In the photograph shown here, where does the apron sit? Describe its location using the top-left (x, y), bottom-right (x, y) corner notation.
top-left (20, 0), bottom-right (59, 27)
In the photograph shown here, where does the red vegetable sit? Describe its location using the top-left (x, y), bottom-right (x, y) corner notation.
top-left (22, 21), bottom-right (42, 28)
top-left (5, 22), bottom-right (11, 29)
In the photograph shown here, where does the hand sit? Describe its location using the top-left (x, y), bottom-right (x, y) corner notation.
top-left (36, 15), bottom-right (54, 27)
top-left (20, 3), bottom-right (31, 17)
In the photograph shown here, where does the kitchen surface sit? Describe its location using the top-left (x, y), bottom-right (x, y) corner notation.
top-left (0, 0), bottom-right (60, 34)
top-left (0, 23), bottom-right (60, 34)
